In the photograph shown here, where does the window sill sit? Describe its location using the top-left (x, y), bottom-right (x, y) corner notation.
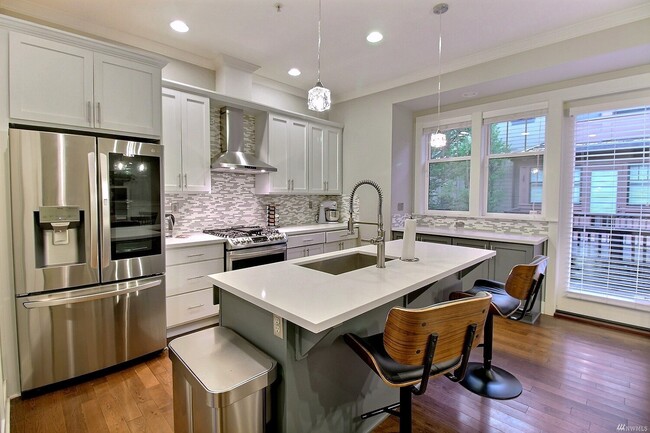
top-left (565, 290), bottom-right (650, 312)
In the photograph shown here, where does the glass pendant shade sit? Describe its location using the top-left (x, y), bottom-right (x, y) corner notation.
top-left (308, 81), bottom-right (331, 112)
top-left (430, 131), bottom-right (447, 148)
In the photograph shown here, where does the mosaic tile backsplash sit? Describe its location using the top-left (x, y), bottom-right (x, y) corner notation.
top-left (165, 102), bottom-right (346, 234)
top-left (392, 213), bottom-right (549, 236)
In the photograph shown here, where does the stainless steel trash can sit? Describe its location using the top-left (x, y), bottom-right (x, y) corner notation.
top-left (169, 326), bottom-right (277, 433)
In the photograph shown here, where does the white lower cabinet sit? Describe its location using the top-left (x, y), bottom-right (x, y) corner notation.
top-left (286, 232), bottom-right (326, 259)
top-left (166, 242), bottom-right (224, 336)
top-left (287, 243), bottom-right (324, 260)
top-left (286, 229), bottom-right (358, 258)
top-left (324, 229), bottom-right (359, 252)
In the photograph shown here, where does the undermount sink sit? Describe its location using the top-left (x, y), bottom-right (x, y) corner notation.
top-left (298, 252), bottom-right (394, 275)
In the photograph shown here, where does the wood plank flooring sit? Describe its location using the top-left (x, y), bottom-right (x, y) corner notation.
top-left (10, 315), bottom-right (650, 433)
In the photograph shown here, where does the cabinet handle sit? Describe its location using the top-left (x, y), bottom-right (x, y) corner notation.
top-left (184, 174), bottom-right (188, 188)
top-left (96, 102), bottom-right (101, 124)
top-left (187, 276), bottom-right (203, 281)
top-left (87, 101), bottom-right (92, 124)
top-left (325, 180), bottom-right (329, 191)
top-left (302, 238), bottom-right (314, 242)
top-left (187, 304), bottom-right (205, 310)
top-left (186, 253), bottom-right (205, 258)
top-left (178, 174), bottom-right (182, 188)
top-left (306, 248), bottom-right (310, 256)
top-left (287, 179), bottom-right (291, 190)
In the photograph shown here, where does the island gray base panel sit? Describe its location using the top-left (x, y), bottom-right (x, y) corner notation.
top-left (219, 289), bottom-right (403, 433)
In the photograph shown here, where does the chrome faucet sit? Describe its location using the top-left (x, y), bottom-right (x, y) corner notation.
top-left (348, 180), bottom-right (385, 268)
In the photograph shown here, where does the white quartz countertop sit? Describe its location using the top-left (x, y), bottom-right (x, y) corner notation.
top-left (208, 240), bottom-right (495, 334)
top-left (165, 232), bottom-right (226, 249)
top-left (278, 223), bottom-right (349, 235)
top-left (392, 226), bottom-right (547, 245)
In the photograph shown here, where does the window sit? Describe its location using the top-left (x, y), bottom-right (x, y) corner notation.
top-left (569, 105), bottom-right (650, 305)
top-left (628, 164), bottom-right (650, 205)
top-left (425, 123), bottom-right (471, 212)
top-left (486, 113), bottom-right (546, 214)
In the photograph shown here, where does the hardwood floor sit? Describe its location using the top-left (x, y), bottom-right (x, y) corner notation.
top-left (10, 315), bottom-right (650, 433)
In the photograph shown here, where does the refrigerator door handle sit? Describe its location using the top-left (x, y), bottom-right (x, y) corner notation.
top-left (99, 152), bottom-right (111, 269)
top-left (22, 279), bottom-right (163, 309)
top-left (88, 152), bottom-right (99, 269)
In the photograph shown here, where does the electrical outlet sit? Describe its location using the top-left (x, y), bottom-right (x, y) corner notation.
top-left (273, 314), bottom-right (284, 339)
top-left (308, 200), bottom-right (313, 209)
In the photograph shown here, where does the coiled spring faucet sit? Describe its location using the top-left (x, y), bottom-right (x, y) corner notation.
top-left (348, 180), bottom-right (385, 268)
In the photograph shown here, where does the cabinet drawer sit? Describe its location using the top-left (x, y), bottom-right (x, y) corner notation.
top-left (167, 288), bottom-right (219, 328)
top-left (325, 229), bottom-right (358, 243)
top-left (167, 244), bottom-right (224, 265)
top-left (166, 259), bottom-right (224, 296)
top-left (287, 232), bottom-right (326, 248)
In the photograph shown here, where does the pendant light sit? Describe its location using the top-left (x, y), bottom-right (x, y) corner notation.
top-left (430, 3), bottom-right (448, 148)
top-left (308, 0), bottom-right (331, 112)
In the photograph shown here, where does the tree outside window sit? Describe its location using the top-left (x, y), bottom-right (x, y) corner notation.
top-left (426, 126), bottom-right (471, 211)
top-left (486, 115), bottom-right (546, 214)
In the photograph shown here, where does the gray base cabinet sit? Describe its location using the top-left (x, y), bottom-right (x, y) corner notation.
top-left (392, 230), bottom-right (546, 323)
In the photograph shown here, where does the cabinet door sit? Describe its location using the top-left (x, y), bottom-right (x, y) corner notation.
top-left (9, 32), bottom-right (94, 127)
top-left (288, 119), bottom-right (309, 192)
top-left (162, 88), bottom-right (183, 192)
top-left (94, 53), bottom-right (161, 136)
top-left (309, 124), bottom-right (327, 193)
top-left (325, 127), bottom-right (342, 193)
top-left (490, 242), bottom-right (533, 283)
top-left (268, 114), bottom-right (291, 192)
top-left (309, 124), bottom-right (342, 194)
top-left (287, 246), bottom-right (306, 260)
top-left (181, 93), bottom-right (211, 192)
top-left (323, 242), bottom-right (339, 253)
top-left (452, 238), bottom-right (491, 290)
top-left (305, 244), bottom-right (324, 257)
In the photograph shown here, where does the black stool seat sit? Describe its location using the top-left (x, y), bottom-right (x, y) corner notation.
top-left (344, 333), bottom-right (461, 386)
top-left (465, 279), bottom-right (521, 317)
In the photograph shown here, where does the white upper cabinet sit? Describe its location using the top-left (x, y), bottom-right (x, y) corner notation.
top-left (257, 112), bottom-right (342, 195)
top-left (257, 113), bottom-right (309, 194)
top-left (162, 88), bottom-right (211, 193)
top-left (93, 53), bottom-right (161, 136)
top-left (309, 124), bottom-right (342, 194)
top-left (9, 33), bottom-right (94, 128)
top-left (9, 32), bottom-right (162, 137)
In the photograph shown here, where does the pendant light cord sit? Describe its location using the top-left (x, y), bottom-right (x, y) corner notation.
top-left (436, 8), bottom-right (443, 133)
top-left (317, 0), bottom-right (322, 83)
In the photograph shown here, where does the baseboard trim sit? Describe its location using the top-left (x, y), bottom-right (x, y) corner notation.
top-left (554, 310), bottom-right (650, 337)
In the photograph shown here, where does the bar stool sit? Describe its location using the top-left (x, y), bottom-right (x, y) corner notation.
top-left (449, 255), bottom-right (548, 400)
top-left (344, 292), bottom-right (492, 433)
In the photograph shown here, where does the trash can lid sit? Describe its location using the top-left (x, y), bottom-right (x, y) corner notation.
top-left (169, 326), bottom-right (277, 408)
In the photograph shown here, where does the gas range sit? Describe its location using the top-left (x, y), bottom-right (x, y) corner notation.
top-left (203, 226), bottom-right (287, 250)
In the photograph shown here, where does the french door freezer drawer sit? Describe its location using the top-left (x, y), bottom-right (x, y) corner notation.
top-left (16, 275), bottom-right (167, 392)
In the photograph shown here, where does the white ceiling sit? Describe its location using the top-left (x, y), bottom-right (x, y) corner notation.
top-left (2, 0), bottom-right (649, 104)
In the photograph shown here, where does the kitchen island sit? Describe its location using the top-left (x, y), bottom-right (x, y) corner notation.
top-left (208, 240), bottom-right (495, 433)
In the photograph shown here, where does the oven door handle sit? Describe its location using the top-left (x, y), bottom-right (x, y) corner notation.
top-left (228, 244), bottom-right (287, 260)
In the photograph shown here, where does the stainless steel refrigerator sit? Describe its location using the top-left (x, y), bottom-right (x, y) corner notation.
top-left (9, 127), bottom-right (166, 392)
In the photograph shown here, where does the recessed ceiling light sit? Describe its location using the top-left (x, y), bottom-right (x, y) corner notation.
top-left (288, 68), bottom-right (301, 77)
top-left (461, 91), bottom-right (478, 98)
top-left (366, 31), bottom-right (383, 43)
top-left (170, 20), bottom-right (189, 33)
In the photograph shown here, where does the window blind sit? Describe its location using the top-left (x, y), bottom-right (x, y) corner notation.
top-left (569, 105), bottom-right (650, 307)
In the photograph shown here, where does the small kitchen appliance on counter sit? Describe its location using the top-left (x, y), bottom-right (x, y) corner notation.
top-left (318, 200), bottom-right (339, 224)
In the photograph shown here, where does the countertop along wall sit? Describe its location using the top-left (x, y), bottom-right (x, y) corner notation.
top-left (165, 102), bottom-right (344, 233)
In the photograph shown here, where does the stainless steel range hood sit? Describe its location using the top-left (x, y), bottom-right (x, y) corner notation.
top-left (211, 106), bottom-right (277, 173)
